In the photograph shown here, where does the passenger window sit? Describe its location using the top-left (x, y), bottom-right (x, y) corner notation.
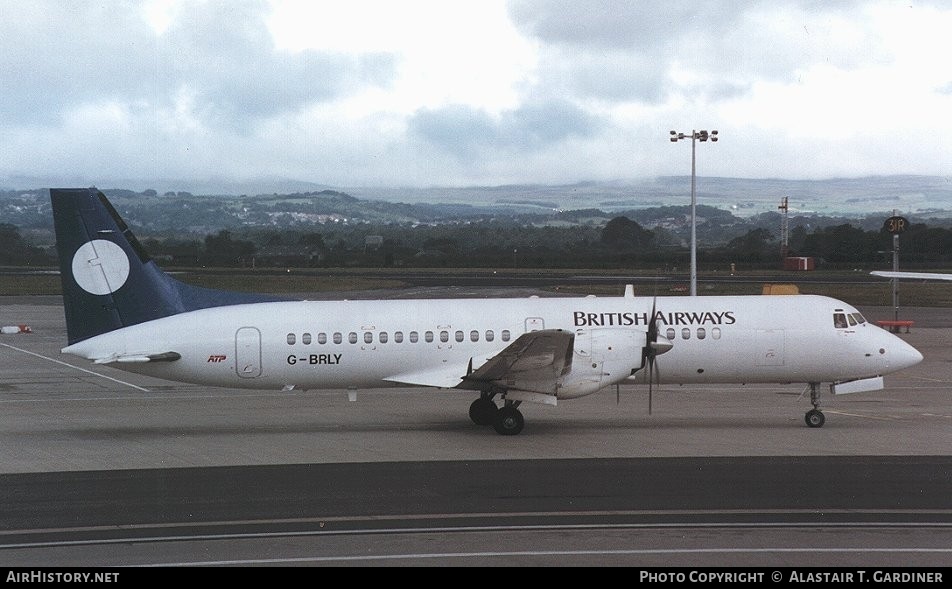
top-left (348, 332), bottom-right (358, 344)
top-left (666, 328), bottom-right (675, 341)
top-left (302, 333), bottom-right (311, 345)
top-left (394, 331), bottom-right (403, 343)
top-left (697, 328), bottom-right (706, 340)
top-left (410, 331), bottom-right (419, 343)
top-left (502, 330), bottom-right (511, 342)
top-left (333, 332), bottom-right (342, 344)
top-left (834, 313), bottom-right (848, 329)
top-left (681, 328), bottom-right (691, 340)
top-left (455, 330), bottom-right (464, 343)
top-left (440, 331), bottom-right (449, 343)
top-left (425, 331), bottom-right (434, 343)
top-left (470, 330), bottom-right (479, 342)
top-left (379, 331), bottom-right (388, 343)
top-left (486, 330), bottom-right (495, 342)
top-left (318, 332), bottom-right (327, 345)
top-left (712, 327), bottom-right (721, 340)
top-left (287, 333), bottom-right (296, 345)
top-left (364, 332), bottom-right (373, 344)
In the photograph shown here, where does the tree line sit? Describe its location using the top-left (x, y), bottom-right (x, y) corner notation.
top-left (2, 218), bottom-right (950, 270)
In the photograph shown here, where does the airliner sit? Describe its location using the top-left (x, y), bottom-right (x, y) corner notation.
top-left (51, 188), bottom-right (923, 434)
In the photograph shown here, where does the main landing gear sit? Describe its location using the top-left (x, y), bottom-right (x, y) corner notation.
top-left (804, 382), bottom-right (826, 428)
top-left (469, 395), bottom-right (497, 426)
top-left (469, 394), bottom-right (524, 435)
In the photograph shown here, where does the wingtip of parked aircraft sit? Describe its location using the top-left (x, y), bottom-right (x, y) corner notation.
top-left (872, 270), bottom-right (952, 281)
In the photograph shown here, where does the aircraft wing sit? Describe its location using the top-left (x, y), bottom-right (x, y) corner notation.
top-left (872, 271), bottom-right (952, 281)
top-left (463, 329), bottom-right (574, 386)
top-left (383, 329), bottom-right (575, 391)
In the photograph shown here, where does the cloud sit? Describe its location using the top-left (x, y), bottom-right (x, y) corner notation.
top-left (409, 100), bottom-right (603, 158)
top-left (2, 1), bottom-right (952, 188)
top-left (508, 0), bottom-right (891, 106)
top-left (0, 2), bottom-right (153, 125)
top-left (154, 1), bottom-right (397, 130)
top-left (0, 0), bottom-right (396, 131)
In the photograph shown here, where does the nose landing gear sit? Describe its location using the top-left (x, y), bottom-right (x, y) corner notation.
top-left (805, 408), bottom-right (825, 428)
top-left (804, 382), bottom-right (825, 428)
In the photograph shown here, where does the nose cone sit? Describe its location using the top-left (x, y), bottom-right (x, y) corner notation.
top-left (886, 336), bottom-right (924, 371)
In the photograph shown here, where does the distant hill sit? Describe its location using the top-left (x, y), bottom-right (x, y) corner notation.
top-left (3, 177), bottom-right (950, 244)
top-left (358, 175), bottom-right (952, 219)
top-left (0, 175), bottom-right (332, 197)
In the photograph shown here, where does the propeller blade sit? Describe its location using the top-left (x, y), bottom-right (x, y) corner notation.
top-left (647, 297), bottom-right (658, 342)
top-left (645, 297), bottom-right (659, 415)
top-left (648, 358), bottom-right (653, 415)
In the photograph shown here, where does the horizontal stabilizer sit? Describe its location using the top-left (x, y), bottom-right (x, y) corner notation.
top-left (92, 351), bottom-right (181, 364)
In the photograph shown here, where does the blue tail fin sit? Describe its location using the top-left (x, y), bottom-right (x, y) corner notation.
top-left (51, 188), bottom-right (288, 345)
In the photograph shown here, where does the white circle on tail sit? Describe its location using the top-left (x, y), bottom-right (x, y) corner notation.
top-left (71, 240), bottom-right (130, 296)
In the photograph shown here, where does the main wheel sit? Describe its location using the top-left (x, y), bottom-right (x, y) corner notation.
top-left (493, 406), bottom-right (525, 436)
top-left (805, 409), bottom-right (825, 428)
top-left (469, 398), bottom-right (497, 426)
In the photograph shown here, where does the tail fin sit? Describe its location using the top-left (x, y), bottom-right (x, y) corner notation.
top-left (51, 188), bottom-right (287, 345)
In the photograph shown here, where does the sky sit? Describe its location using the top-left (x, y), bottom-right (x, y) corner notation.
top-left (2, 0), bottom-right (952, 190)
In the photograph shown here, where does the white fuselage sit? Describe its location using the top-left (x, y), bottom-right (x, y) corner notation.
top-left (62, 294), bottom-right (922, 396)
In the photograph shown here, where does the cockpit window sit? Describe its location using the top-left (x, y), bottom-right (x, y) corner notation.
top-left (851, 312), bottom-right (866, 324)
top-left (847, 314), bottom-right (857, 326)
top-left (834, 313), bottom-right (848, 329)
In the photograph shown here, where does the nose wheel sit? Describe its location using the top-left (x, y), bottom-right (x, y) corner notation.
top-left (804, 382), bottom-right (826, 428)
top-left (805, 408), bottom-right (825, 428)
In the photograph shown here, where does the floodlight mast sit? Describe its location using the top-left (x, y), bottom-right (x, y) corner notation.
top-left (669, 129), bottom-right (718, 296)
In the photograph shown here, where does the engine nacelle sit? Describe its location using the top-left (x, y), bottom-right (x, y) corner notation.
top-left (557, 327), bottom-right (647, 399)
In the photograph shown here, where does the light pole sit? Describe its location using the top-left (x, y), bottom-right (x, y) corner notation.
top-left (670, 129), bottom-right (718, 296)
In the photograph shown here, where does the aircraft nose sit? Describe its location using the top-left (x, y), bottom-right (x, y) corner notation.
top-left (885, 337), bottom-right (923, 371)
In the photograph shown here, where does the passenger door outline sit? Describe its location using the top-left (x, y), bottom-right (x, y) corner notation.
top-left (235, 327), bottom-right (262, 378)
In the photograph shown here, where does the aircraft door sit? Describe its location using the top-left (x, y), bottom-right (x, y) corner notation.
top-left (235, 327), bottom-right (262, 378)
top-left (525, 317), bottom-right (545, 332)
